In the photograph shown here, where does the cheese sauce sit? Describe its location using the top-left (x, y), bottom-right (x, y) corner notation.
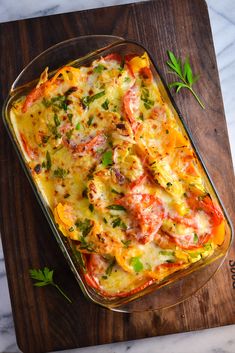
top-left (10, 52), bottom-right (225, 297)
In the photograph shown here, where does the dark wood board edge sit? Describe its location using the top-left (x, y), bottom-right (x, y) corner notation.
top-left (0, 0), bottom-right (235, 352)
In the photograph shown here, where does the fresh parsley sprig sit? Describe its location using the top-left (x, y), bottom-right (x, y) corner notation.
top-left (29, 267), bottom-right (72, 303)
top-left (166, 50), bottom-right (205, 109)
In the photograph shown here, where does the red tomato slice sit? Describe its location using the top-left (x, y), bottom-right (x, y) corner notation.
top-left (124, 54), bottom-right (137, 62)
top-left (117, 193), bottom-right (166, 244)
top-left (103, 53), bottom-right (122, 63)
top-left (129, 174), bottom-right (147, 190)
top-left (22, 84), bottom-right (46, 113)
top-left (199, 196), bottom-right (223, 226)
top-left (84, 272), bottom-right (99, 290)
top-left (68, 133), bottom-right (106, 154)
top-left (20, 133), bottom-right (38, 160)
top-left (187, 194), bottom-right (223, 227)
top-left (139, 67), bottom-right (153, 81)
top-left (123, 84), bottom-right (141, 132)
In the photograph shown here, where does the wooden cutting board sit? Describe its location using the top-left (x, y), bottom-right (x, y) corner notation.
top-left (0, 0), bottom-right (234, 352)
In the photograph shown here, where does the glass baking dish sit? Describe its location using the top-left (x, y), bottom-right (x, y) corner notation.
top-left (2, 35), bottom-right (233, 312)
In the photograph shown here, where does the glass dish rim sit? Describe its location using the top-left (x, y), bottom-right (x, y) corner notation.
top-left (2, 35), bottom-right (234, 312)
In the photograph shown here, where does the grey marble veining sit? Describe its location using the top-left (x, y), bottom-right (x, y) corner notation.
top-left (0, 0), bottom-right (235, 352)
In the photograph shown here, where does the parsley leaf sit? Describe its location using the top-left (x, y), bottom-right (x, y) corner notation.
top-left (45, 151), bottom-right (51, 171)
top-left (75, 218), bottom-right (93, 237)
top-left (75, 122), bottom-right (81, 130)
top-left (87, 116), bottom-right (94, 126)
top-left (101, 99), bottom-right (109, 110)
top-left (81, 91), bottom-right (105, 108)
top-left (130, 257), bottom-right (143, 272)
top-left (79, 236), bottom-right (95, 252)
top-left (53, 167), bottom-right (68, 178)
top-left (106, 204), bottom-right (126, 211)
top-left (121, 239), bottom-right (131, 248)
top-left (54, 113), bottom-right (60, 127)
top-left (106, 258), bottom-right (116, 276)
top-left (94, 64), bottom-right (105, 73)
top-left (29, 267), bottom-right (72, 303)
top-left (102, 150), bottom-right (113, 167)
top-left (166, 50), bottom-right (205, 109)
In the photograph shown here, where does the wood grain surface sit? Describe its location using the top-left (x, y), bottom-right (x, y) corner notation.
top-left (0, 0), bottom-right (234, 352)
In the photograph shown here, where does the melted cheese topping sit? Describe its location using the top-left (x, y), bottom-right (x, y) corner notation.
top-left (10, 52), bottom-right (225, 297)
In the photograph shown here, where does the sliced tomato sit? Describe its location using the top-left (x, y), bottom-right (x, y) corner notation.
top-left (129, 173), bottom-right (147, 190)
top-left (123, 84), bottom-right (141, 132)
top-left (154, 232), bottom-right (176, 249)
top-left (103, 53), bottom-right (122, 63)
top-left (22, 84), bottom-right (46, 113)
top-left (187, 194), bottom-right (223, 227)
top-left (117, 193), bottom-right (165, 244)
top-left (69, 133), bottom-right (106, 154)
top-left (199, 196), bottom-right (223, 226)
top-left (139, 67), bottom-right (153, 81)
top-left (84, 273), bottom-right (99, 290)
top-left (151, 106), bottom-right (167, 121)
top-left (20, 133), bottom-right (38, 160)
top-left (125, 54), bottom-right (137, 62)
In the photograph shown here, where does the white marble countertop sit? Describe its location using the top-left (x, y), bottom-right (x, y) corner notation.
top-left (0, 0), bottom-right (234, 352)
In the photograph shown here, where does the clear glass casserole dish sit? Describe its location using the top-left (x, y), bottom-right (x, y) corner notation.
top-left (2, 35), bottom-right (233, 312)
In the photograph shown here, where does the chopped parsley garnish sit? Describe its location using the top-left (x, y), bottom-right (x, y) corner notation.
top-left (166, 182), bottom-right (172, 187)
top-left (159, 250), bottom-right (173, 256)
top-left (66, 129), bottom-right (74, 140)
top-left (67, 113), bottom-right (73, 122)
top-left (141, 87), bottom-right (154, 110)
top-left (103, 217), bottom-right (108, 224)
top-left (105, 258), bottom-right (116, 276)
top-left (43, 95), bottom-right (68, 111)
top-left (87, 116), bottom-right (94, 126)
top-left (130, 257), bottom-right (143, 272)
top-left (111, 217), bottom-right (127, 230)
top-left (75, 218), bottom-right (93, 237)
top-left (75, 122), bottom-right (81, 130)
top-left (54, 113), bottom-right (60, 127)
top-left (45, 151), bottom-right (51, 171)
top-left (47, 124), bottom-right (62, 139)
top-left (124, 76), bottom-right (131, 82)
top-left (102, 150), bottom-right (113, 167)
top-left (121, 239), bottom-right (131, 248)
top-left (53, 167), bottom-right (68, 178)
top-left (101, 99), bottom-right (109, 110)
top-left (89, 204), bottom-right (94, 212)
top-left (193, 233), bottom-right (199, 243)
top-left (69, 227), bottom-right (74, 232)
top-left (42, 135), bottom-right (50, 143)
top-left (111, 188), bottom-right (124, 196)
top-left (79, 236), bottom-right (94, 252)
top-left (81, 91), bottom-right (105, 108)
top-left (203, 243), bottom-right (212, 251)
top-left (107, 204), bottom-right (126, 211)
top-left (94, 64), bottom-right (105, 73)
